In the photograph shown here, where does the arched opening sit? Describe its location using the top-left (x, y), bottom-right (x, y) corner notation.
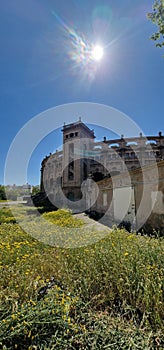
top-left (67, 192), bottom-right (75, 201)
top-left (146, 140), bottom-right (157, 145)
top-left (92, 171), bottom-right (104, 182)
top-left (127, 142), bottom-right (138, 146)
top-left (109, 143), bottom-right (119, 148)
top-left (93, 145), bottom-right (102, 150)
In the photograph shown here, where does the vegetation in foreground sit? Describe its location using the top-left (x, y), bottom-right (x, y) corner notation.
top-left (147, 0), bottom-right (164, 50)
top-left (0, 206), bottom-right (164, 349)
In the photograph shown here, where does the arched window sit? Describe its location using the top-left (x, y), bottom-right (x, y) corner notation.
top-left (50, 178), bottom-right (54, 187)
top-left (103, 192), bottom-right (108, 206)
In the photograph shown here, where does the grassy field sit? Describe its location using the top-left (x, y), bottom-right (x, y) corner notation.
top-left (0, 206), bottom-right (163, 349)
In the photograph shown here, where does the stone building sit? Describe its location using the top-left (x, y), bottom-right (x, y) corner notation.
top-left (91, 160), bottom-right (164, 233)
top-left (40, 118), bottom-right (164, 208)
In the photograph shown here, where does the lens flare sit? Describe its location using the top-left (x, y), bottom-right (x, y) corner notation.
top-left (91, 45), bottom-right (104, 61)
top-left (51, 11), bottom-right (105, 81)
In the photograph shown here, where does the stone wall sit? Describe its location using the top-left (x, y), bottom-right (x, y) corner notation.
top-left (91, 160), bottom-right (164, 233)
top-left (40, 120), bottom-right (164, 198)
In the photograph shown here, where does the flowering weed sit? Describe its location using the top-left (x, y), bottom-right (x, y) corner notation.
top-left (0, 206), bottom-right (163, 349)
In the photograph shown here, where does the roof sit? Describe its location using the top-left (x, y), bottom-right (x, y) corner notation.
top-left (62, 119), bottom-right (95, 138)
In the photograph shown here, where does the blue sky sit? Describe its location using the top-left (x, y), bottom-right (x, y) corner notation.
top-left (0, 0), bottom-right (163, 185)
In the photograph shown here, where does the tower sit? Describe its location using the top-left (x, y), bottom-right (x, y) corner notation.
top-left (62, 118), bottom-right (95, 200)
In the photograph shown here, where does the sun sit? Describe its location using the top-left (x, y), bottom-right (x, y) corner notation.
top-left (91, 45), bottom-right (104, 61)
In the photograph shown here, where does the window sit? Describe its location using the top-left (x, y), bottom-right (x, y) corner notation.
top-left (50, 178), bottom-right (54, 187)
top-left (69, 143), bottom-right (74, 154)
top-left (83, 162), bottom-right (87, 180)
top-left (68, 170), bottom-right (74, 180)
top-left (83, 144), bottom-right (87, 156)
top-left (112, 154), bottom-right (116, 159)
top-left (103, 192), bottom-right (108, 206)
top-left (68, 161), bottom-right (74, 180)
top-left (131, 152), bottom-right (135, 159)
top-left (44, 180), bottom-right (48, 189)
top-left (149, 151), bottom-right (155, 158)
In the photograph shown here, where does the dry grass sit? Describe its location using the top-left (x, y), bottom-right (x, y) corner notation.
top-left (0, 206), bottom-right (163, 349)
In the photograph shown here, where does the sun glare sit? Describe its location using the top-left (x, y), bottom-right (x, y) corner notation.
top-left (91, 45), bottom-right (104, 61)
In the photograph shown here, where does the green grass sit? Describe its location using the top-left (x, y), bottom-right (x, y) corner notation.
top-left (0, 206), bottom-right (163, 349)
top-left (42, 208), bottom-right (84, 227)
top-left (0, 207), bottom-right (16, 224)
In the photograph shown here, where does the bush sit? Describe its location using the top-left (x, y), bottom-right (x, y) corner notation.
top-left (118, 220), bottom-right (131, 232)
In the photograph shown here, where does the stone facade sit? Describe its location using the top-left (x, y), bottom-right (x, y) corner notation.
top-left (40, 119), bottom-right (164, 201)
top-left (91, 160), bottom-right (164, 233)
top-left (39, 119), bottom-right (164, 231)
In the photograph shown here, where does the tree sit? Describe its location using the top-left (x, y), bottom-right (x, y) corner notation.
top-left (147, 0), bottom-right (164, 49)
top-left (32, 185), bottom-right (40, 195)
top-left (0, 185), bottom-right (6, 200)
